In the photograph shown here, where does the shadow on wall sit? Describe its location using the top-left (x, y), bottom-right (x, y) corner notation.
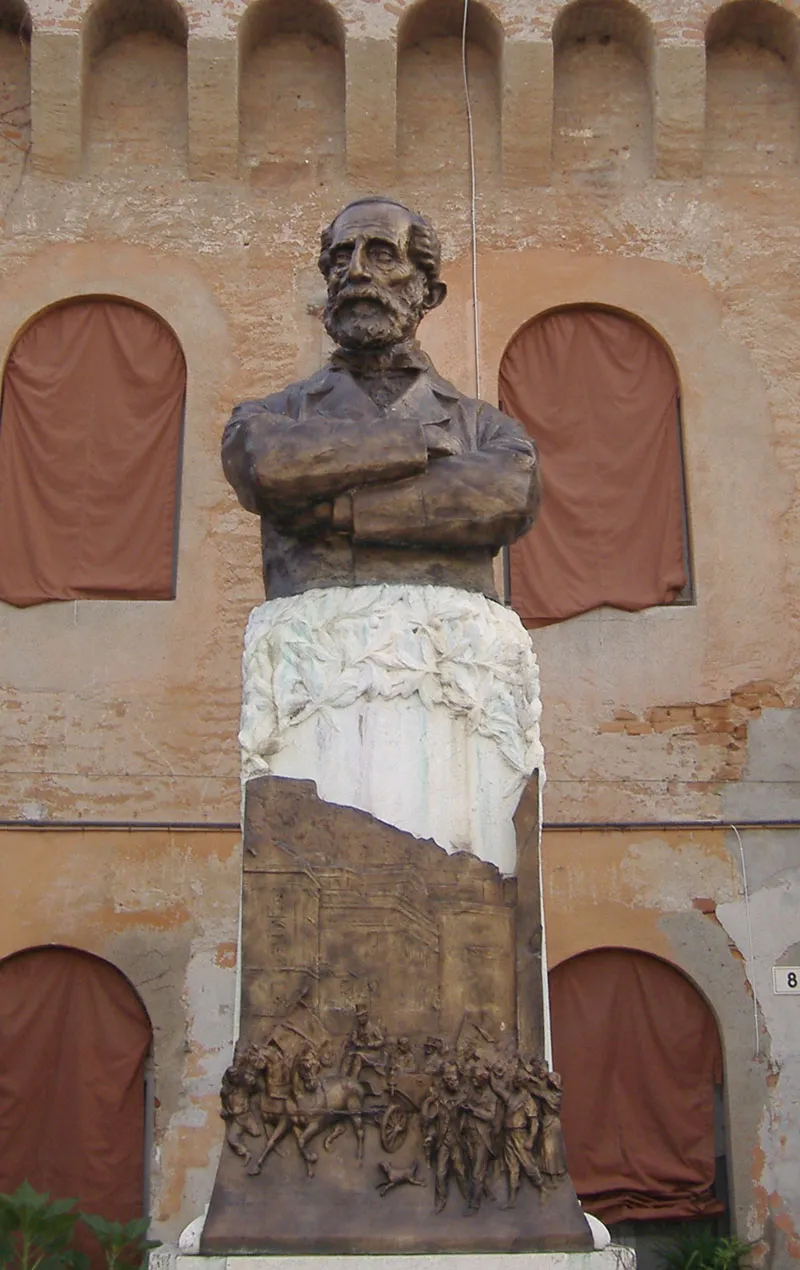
top-left (83, 0), bottom-right (188, 171)
top-left (705, 0), bottom-right (800, 175)
top-left (238, 0), bottom-right (345, 184)
top-left (0, 0), bottom-right (30, 192)
top-left (552, 0), bottom-right (654, 184)
top-left (397, 0), bottom-right (501, 183)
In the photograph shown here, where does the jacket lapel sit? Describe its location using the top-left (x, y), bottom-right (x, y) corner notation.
top-left (300, 364), bottom-right (460, 429)
top-left (385, 372), bottom-right (455, 428)
top-left (301, 365), bottom-right (375, 420)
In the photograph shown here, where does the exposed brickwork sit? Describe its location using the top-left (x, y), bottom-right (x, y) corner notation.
top-left (598, 681), bottom-right (786, 783)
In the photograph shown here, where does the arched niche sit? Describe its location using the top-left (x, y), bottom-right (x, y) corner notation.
top-left (552, 0), bottom-right (653, 182)
top-left (705, 0), bottom-right (800, 174)
top-left (83, 0), bottom-right (189, 171)
top-left (0, 945), bottom-right (153, 1231)
top-left (0, 0), bottom-right (30, 191)
top-left (238, 0), bottom-right (345, 183)
top-left (549, 948), bottom-right (727, 1230)
top-left (397, 0), bottom-right (502, 182)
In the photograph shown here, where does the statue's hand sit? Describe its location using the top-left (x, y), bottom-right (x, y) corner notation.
top-left (332, 493), bottom-right (354, 533)
top-left (273, 501), bottom-right (333, 537)
top-left (423, 424), bottom-right (463, 459)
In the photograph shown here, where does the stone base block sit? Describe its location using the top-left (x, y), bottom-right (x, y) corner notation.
top-left (177, 1251), bottom-right (634, 1270)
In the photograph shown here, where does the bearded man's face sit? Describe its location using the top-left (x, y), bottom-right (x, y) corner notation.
top-left (323, 203), bottom-right (429, 350)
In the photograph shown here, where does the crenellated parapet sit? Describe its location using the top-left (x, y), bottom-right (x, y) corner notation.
top-left (6, 0), bottom-right (798, 184)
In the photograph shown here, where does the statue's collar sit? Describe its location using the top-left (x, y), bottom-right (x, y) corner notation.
top-left (329, 339), bottom-right (431, 376)
top-left (303, 351), bottom-right (459, 426)
top-left (321, 341), bottom-right (460, 402)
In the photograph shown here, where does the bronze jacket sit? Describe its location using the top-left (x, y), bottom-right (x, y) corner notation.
top-left (222, 360), bottom-right (540, 600)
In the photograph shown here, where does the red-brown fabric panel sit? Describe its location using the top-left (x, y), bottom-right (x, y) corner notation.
top-left (0, 300), bottom-right (185, 607)
top-left (550, 948), bottom-right (724, 1223)
top-left (0, 946), bottom-right (152, 1260)
top-left (501, 308), bottom-right (687, 626)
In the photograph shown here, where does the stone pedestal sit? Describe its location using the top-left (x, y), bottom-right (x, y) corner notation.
top-left (239, 585), bottom-right (544, 876)
top-left (203, 586), bottom-right (591, 1254)
top-left (179, 1252), bottom-right (633, 1270)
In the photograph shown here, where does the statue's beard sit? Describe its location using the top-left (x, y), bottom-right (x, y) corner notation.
top-left (324, 283), bottom-right (425, 350)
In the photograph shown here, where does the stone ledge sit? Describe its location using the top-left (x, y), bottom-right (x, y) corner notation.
top-left (174, 1251), bottom-right (635, 1270)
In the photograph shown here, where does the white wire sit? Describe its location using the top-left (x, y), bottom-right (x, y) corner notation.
top-left (461, 0), bottom-right (481, 398)
top-left (730, 823), bottom-right (760, 1059)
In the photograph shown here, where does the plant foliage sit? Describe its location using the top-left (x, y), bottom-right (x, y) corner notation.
top-left (656, 1226), bottom-right (753, 1270)
top-left (0, 1181), bottom-right (87, 1270)
top-left (0, 1185), bottom-right (159, 1270)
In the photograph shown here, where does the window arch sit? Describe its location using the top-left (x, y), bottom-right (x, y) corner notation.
top-left (0, 946), bottom-right (153, 1242)
top-left (549, 948), bottom-right (725, 1224)
top-left (0, 297), bottom-right (186, 607)
top-left (501, 304), bottom-right (689, 627)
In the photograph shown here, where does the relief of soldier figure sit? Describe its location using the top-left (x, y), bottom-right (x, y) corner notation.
top-left (219, 1001), bottom-right (569, 1215)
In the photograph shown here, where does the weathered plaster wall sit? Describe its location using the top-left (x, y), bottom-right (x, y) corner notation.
top-left (0, 826), bottom-right (241, 1240)
top-left (3, 0), bottom-right (800, 826)
top-left (1, 0), bottom-right (799, 1259)
top-left (543, 825), bottom-right (773, 1249)
top-left (716, 831), bottom-right (800, 1268)
top-left (1, 0), bottom-right (800, 828)
top-left (717, 719), bottom-right (800, 1263)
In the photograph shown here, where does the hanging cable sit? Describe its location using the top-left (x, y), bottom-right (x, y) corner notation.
top-left (461, 0), bottom-right (481, 398)
top-left (730, 823), bottom-right (760, 1059)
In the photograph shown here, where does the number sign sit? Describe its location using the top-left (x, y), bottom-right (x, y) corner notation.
top-left (772, 967), bottom-right (800, 994)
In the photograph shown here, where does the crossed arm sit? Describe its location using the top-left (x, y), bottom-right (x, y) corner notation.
top-left (222, 399), bottom-right (540, 553)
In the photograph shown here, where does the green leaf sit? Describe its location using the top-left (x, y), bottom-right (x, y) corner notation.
top-left (0, 1203), bottom-right (21, 1236)
top-left (13, 1182), bottom-right (46, 1206)
top-left (77, 1211), bottom-right (160, 1270)
top-left (79, 1214), bottom-right (121, 1243)
top-left (38, 1256), bottom-right (78, 1270)
top-left (656, 1229), bottom-right (753, 1270)
top-left (119, 1221), bottom-right (151, 1243)
top-left (43, 1203), bottom-right (78, 1221)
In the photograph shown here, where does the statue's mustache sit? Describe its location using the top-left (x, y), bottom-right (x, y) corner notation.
top-left (330, 283), bottom-right (403, 314)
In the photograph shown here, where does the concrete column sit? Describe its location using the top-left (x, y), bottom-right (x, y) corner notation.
top-left (654, 41), bottom-right (705, 179)
top-left (346, 36), bottom-right (396, 184)
top-left (188, 34), bottom-right (239, 180)
top-left (31, 29), bottom-right (82, 176)
top-left (502, 37), bottom-right (553, 187)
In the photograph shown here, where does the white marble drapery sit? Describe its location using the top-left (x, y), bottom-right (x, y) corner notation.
top-left (239, 584), bottom-right (543, 875)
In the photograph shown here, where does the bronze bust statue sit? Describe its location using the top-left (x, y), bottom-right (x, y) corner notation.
top-left (222, 197), bottom-right (541, 599)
